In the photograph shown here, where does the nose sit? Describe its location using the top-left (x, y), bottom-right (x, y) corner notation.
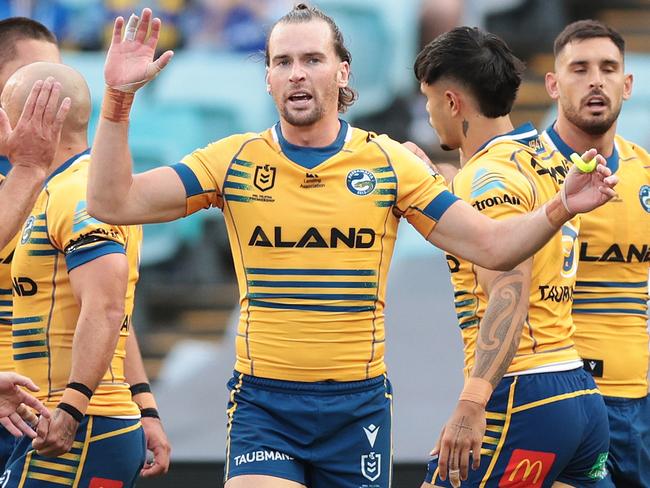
top-left (289, 62), bottom-right (306, 83)
top-left (589, 70), bottom-right (604, 89)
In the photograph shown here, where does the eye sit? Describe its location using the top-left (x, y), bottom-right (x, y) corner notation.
top-left (308, 57), bottom-right (321, 64)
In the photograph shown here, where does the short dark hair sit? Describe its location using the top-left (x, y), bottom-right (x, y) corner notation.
top-left (553, 19), bottom-right (625, 57)
top-left (0, 17), bottom-right (57, 67)
top-left (265, 3), bottom-right (357, 113)
top-left (414, 27), bottom-right (525, 118)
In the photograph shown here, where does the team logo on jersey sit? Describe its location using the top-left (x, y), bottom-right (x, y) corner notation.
top-left (639, 185), bottom-right (650, 213)
top-left (254, 164), bottom-right (276, 192)
top-left (470, 168), bottom-right (505, 199)
top-left (20, 216), bottom-right (35, 245)
top-left (346, 169), bottom-right (376, 196)
top-left (361, 452), bottom-right (381, 482)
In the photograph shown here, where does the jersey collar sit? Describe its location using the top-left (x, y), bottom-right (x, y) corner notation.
top-left (272, 119), bottom-right (351, 170)
top-left (45, 148), bottom-right (91, 185)
top-left (473, 122), bottom-right (539, 157)
top-left (544, 121), bottom-right (619, 173)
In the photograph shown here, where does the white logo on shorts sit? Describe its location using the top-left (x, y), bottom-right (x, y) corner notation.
top-left (363, 424), bottom-right (380, 448)
top-left (234, 450), bottom-right (293, 466)
top-left (0, 469), bottom-right (10, 488)
top-left (361, 452), bottom-right (381, 482)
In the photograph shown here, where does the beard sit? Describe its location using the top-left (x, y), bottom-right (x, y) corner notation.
top-left (562, 95), bottom-right (622, 136)
top-left (280, 102), bottom-right (325, 127)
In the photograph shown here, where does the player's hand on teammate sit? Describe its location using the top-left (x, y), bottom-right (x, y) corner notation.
top-left (431, 399), bottom-right (486, 487)
top-left (561, 148), bottom-right (618, 214)
top-left (402, 141), bottom-right (459, 183)
top-left (32, 407), bottom-right (79, 457)
top-left (140, 416), bottom-right (171, 477)
top-left (0, 372), bottom-right (51, 438)
top-left (0, 77), bottom-right (70, 175)
top-left (105, 8), bottom-right (174, 92)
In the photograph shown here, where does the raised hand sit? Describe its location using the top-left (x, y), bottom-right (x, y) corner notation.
top-left (562, 148), bottom-right (618, 214)
top-left (0, 77), bottom-right (70, 173)
top-left (105, 8), bottom-right (174, 92)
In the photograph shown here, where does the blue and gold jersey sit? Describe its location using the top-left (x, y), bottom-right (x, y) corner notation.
top-left (172, 121), bottom-right (458, 382)
top-left (0, 156), bottom-right (16, 373)
top-left (543, 125), bottom-right (650, 398)
top-left (11, 151), bottom-right (141, 416)
top-left (449, 123), bottom-right (581, 376)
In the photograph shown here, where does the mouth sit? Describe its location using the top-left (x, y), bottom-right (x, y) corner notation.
top-left (287, 91), bottom-right (313, 107)
top-left (584, 95), bottom-right (608, 111)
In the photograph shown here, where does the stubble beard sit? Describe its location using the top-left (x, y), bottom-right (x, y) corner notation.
top-left (563, 99), bottom-right (621, 136)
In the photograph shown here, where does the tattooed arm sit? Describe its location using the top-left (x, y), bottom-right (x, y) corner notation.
top-left (431, 259), bottom-right (532, 487)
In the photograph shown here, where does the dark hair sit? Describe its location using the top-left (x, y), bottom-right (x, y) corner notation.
top-left (414, 26), bottom-right (524, 118)
top-left (553, 19), bottom-right (625, 57)
top-left (0, 17), bottom-right (57, 67)
top-left (265, 3), bottom-right (357, 113)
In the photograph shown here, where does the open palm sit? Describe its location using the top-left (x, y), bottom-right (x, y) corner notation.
top-left (104, 8), bottom-right (174, 92)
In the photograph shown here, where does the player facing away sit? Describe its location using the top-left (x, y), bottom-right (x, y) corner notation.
top-left (542, 20), bottom-right (650, 488)
top-left (415, 27), bottom-right (610, 488)
top-left (86, 5), bottom-right (616, 488)
top-left (1, 62), bottom-right (146, 487)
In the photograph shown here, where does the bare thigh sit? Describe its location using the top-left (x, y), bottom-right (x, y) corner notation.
top-left (226, 474), bottom-right (307, 488)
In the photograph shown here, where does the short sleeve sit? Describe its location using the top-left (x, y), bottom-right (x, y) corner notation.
top-left (454, 158), bottom-right (536, 221)
top-left (375, 136), bottom-right (459, 238)
top-left (48, 194), bottom-right (128, 273)
top-left (171, 135), bottom-right (250, 216)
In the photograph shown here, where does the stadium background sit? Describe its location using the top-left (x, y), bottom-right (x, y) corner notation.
top-left (2, 0), bottom-right (650, 486)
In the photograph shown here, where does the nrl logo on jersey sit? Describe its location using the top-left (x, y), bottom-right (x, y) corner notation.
top-left (640, 185), bottom-right (650, 213)
top-left (254, 164), bottom-right (276, 192)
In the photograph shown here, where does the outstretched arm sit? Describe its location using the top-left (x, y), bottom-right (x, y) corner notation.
top-left (0, 78), bottom-right (69, 247)
top-left (87, 8), bottom-right (185, 225)
top-left (433, 260), bottom-right (531, 485)
top-left (429, 150), bottom-right (617, 270)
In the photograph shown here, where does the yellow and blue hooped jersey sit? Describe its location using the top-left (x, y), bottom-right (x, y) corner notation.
top-left (543, 125), bottom-right (650, 398)
top-left (0, 156), bottom-right (16, 373)
top-left (11, 151), bottom-right (141, 416)
top-left (449, 123), bottom-right (581, 377)
top-left (171, 120), bottom-right (458, 382)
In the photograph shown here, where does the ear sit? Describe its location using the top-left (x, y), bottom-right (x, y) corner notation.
top-left (337, 61), bottom-right (350, 87)
top-left (545, 72), bottom-right (559, 100)
top-left (445, 90), bottom-right (462, 118)
top-left (623, 72), bottom-right (633, 101)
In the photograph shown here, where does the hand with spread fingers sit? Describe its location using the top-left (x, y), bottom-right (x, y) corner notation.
top-left (104, 8), bottom-right (174, 92)
top-left (0, 372), bottom-right (51, 438)
top-left (0, 76), bottom-right (70, 173)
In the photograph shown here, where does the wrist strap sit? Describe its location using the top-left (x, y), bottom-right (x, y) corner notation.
top-left (57, 402), bottom-right (83, 423)
top-left (129, 383), bottom-right (151, 396)
top-left (459, 377), bottom-right (493, 408)
top-left (101, 86), bottom-right (134, 122)
top-left (61, 387), bottom-right (90, 416)
top-left (66, 382), bottom-right (93, 400)
top-left (544, 192), bottom-right (573, 228)
top-left (140, 407), bottom-right (160, 420)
